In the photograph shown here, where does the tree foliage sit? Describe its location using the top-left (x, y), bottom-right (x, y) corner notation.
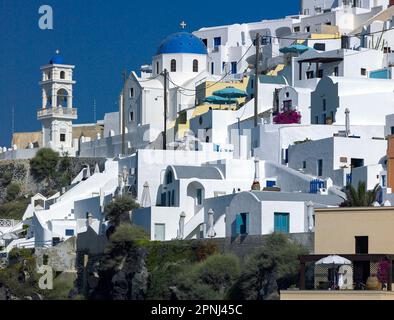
top-left (228, 233), bottom-right (308, 300)
top-left (105, 196), bottom-right (139, 226)
top-left (341, 181), bottom-right (379, 207)
top-left (30, 148), bottom-right (60, 181)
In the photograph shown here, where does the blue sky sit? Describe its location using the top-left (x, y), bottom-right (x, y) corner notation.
top-left (0, 0), bottom-right (300, 147)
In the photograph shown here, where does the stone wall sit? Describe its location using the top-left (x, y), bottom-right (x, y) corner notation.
top-left (0, 157), bottom-right (107, 203)
top-left (196, 233), bottom-right (314, 261)
top-left (35, 237), bottom-right (77, 272)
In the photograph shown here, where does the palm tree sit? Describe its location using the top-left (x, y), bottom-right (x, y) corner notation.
top-left (341, 182), bottom-right (380, 207)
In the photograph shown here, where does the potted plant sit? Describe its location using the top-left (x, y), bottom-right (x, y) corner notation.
top-left (366, 273), bottom-right (382, 290)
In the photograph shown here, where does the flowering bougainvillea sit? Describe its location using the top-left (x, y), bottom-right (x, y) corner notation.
top-left (377, 259), bottom-right (391, 284)
top-left (273, 110), bottom-right (302, 124)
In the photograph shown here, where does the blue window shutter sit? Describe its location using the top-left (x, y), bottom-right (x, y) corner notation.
top-left (274, 213), bottom-right (289, 233)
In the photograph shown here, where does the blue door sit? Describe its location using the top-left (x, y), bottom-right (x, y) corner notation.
top-left (235, 213), bottom-right (249, 236)
top-left (274, 212), bottom-right (289, 233)
top-left (231, 62), bottom-right (237, 74)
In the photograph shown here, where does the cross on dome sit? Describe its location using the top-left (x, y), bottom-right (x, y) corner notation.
top-left (180, 21), bottom-right (187, 29)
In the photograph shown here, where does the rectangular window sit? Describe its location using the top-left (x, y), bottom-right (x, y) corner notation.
top-left (196, 189), bottom-right (203, 205)
top-left (317, 159), bottom-right (323, 176)
top-left (235, 213), bottom-right (249, 236)
top-left (322, 99), bottom-right (326, 111)
top-left (331, 111), bottom-right (335, 123)
top-left (154, 223), bottom-right (165, 241)
top-left (283, 100), bottom-right (292, 110)
top-left (129, 111), bottom-right (134, 121)
top-left (317, 69), bottom-right (323, 78)
top-left (294, 26), bottom-right (300, 32)
top-left (361, 68), bottom-right (367, 76)
top-left (202, 38), bottom-right (208, 47)
top-left (222, 61), bottom-right (226, 71)
top-left (306, 71), bottom-right (314, 79)
top-left (167, 191), bottom-right (171, 207)
top-left (315, 115), bottom-right (319, 124)
top-left (334, 66), bottom-right (339, 76)
top-left (171, 190), bottom-right (175, 206)
top-left (391, 126), bottom-right (394, 135)
top-left (231, 61), bottom-right (237, 74)
top-left (129, 87), bottom-right (134, 98)
top-left (214, 37), bottom-right (221, 46)
top-left (266, 180), bottom-right (276, 188)
top-left (355, 236), bottom-right (369, 254)
top-left (274, 212), bottom-right (290, 234)
top-left (322, 113), bottom-right (327, 124)
top-left (60, 133), bottom-right (66, 142)
top-left (302, 161), bottom-right (307, 169)
top-left (313, 43), bottom-right (326, 51)
top-left (211, 62), bottom-right (214, 75)
top-left (65, 229), bottom-right (74, 236)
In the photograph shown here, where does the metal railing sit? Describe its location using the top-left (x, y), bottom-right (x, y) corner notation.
top-left (37, 107), bottom-right (77, 118)
top-left (0, 219), bottom-right (20, 228)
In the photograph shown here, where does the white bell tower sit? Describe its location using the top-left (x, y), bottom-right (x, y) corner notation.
top-left (37, 50), bottom-right (78, 155)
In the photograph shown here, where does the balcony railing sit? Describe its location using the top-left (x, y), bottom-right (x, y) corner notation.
top-left (37, 107), bottom-right (77, 119)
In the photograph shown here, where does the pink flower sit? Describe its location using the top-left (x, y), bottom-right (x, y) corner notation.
top-left (273, 110), bottom-right (302, 124)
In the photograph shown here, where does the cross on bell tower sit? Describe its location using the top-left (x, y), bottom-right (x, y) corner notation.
top-left (180, 21), bottom-right (187, 29)
top-left (37, 50), bottom-right (78, 155)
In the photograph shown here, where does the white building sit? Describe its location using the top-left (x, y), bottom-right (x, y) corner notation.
top-left (287, 133), bottom-right (387, 187)
top-left (311, 76), bottom-right (394, 125)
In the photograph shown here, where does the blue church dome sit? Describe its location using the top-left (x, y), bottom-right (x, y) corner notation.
top-left (49, 51), bottom-right (65, 64)
top-left (156, 32), bottom-right (207, 55)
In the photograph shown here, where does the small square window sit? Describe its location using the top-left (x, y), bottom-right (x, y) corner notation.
top-left (65, 229), bottom-right (74, 236)
top-left (361, 68), bottom-right (367, 76)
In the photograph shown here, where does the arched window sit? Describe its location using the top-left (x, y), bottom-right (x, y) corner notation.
top-left (60, 71), bottom-right (65, 79)
top-left (57, 89), bottom-right (68, 108)
top-left (193, 59), bottom-right (198, 72)
top-left (170, 59), bottom-right (176, 72)
top-left (166, 171), bottom-right (173, 184)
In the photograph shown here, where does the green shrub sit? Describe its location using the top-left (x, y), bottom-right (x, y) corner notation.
top-left (0, 171), bottom-right (12, 186)
top-left (173, 254), bottom-right (241, 300)
top-left (5, 182), bottom-right (21, 202)
top-left (30, 148), bottom-right (59, 181)
top-left (194, 254), bottom-right (240, 292)
top-left (0, 197), bottom-right (30, 220)
top-left (109, 223), bottom-right (149, 244)
top-left (105, 196), bottom-right (139, 226)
